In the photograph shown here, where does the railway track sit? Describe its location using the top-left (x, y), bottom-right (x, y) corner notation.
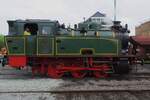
top-left (0, 65), bottom-right (150, 80)
top-left (0, 89), bottom-right (149, 93)
top-left (108, 73), bottom-right (150, 80)
top-left (0, 66), bottom-right (150, 100)
top-left (1, 71), bottom-right (150, 79)
top-left (0, 65), bottom-right (150, 79)
top-left (53, 90), bottom-right (150, 100)
top-left (2, 90), bottom-right (150, 100)
top-left (127, 73), bottom-right (150, 78)
top-left (1, 73), bottom-right (150, 80)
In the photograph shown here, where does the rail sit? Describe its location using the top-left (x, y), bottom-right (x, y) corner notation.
top-left (0, 90), bottom-right (149, 94)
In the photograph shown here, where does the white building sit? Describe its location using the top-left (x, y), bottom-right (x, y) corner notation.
top-left (86, 12), bottom-right (113, 26)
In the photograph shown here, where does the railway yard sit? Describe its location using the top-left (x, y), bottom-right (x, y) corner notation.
top-left (0, 0), bottom-right (150, 100)
top-left (0, 8), bottom-right (149, 100)
top-left (0, 64), bottom-right (150, 100)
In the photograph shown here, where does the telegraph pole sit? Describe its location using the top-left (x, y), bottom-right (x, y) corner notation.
top-left (114, 0), bottom-right (117, 21)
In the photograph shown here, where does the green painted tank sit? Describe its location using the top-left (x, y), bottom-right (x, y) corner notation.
top-left (55, 36), bottom-right (120, 56)
top-left (5, 19), bottom-right (122, 57)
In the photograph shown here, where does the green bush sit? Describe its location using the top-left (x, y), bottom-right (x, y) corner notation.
top-left (0, 34), bottom-right (4, 48)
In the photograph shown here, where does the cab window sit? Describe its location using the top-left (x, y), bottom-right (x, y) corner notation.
top-left (42, 26), bottom-right (52, 35)
top-left (24, 23), bottom-right (38, 35)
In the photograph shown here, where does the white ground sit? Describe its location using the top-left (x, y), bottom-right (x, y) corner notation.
top-left (0, 93), bottom-right (55, 100)
top-left (0, 66), bottom-right (64, 100)
top-left (0, 65), bottom-right (150, 100)
top-left (0, 79), bottom-right (63, 92)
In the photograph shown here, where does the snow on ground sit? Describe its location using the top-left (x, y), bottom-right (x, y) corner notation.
top-left (55, 79), bottom-right (150, 91)
top-left (0, 93), bottom-right (55, 100)
top-left (0, 65), bottom-right (150, 100)
top-left (0, 66), bottom-right (64, 92)
top-left (135, 64), bottom-right (150, 73)
top-left (0, 79), bottom-right (63, 92)
top-left (0, 65), bottom-right (150, 92)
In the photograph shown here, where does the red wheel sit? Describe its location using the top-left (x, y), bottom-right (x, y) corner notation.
top-left (93, 71), bottom-right (108, 78)
top-left (47, 67), bottom-right (64, 79)
top-left (40, 65), bottom-right (47, 75)
top-left (71, 71), bottom-right (87, 78)
top-left (31, 67), bottom-right (40, 75)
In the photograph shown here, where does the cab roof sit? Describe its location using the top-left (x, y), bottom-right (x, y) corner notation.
top-left (7, 19), bottom-right (58, 23)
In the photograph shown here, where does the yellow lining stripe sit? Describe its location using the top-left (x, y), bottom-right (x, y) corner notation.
top-left (5, 36), bottom-right (119, 56)
top-left (5, 36), bottom-right (26, 55)
top-left (55, 37), bottom-right (119, 56)
top-left (37, 36), bottom-right (54, 55)
top-left (112, 32), bottom-right (115, 38)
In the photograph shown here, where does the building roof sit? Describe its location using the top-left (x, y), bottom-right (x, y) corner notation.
top-left (91, 11), bottom-right (106, 17)
top-left (84, 11), bottom-right (106, 23)
top-left (130, 36), bottom-right (150, 46)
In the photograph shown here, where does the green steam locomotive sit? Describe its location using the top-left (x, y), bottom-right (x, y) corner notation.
top-left (3, 12), bottom-right (137, 78)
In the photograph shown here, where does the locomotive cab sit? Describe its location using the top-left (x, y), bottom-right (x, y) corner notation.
top-left (6, 20), bottom-right (60, 57)
top-left (7, 19), bottom-right (59, 36)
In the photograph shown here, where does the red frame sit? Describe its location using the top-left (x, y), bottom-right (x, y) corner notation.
top-left (8, 56), bottom-right (27, 68)
top-left (7, 56), bottom-right (113, 78)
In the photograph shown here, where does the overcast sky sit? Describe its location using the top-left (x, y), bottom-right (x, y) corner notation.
top-left (0, 0), bottom-right (150, 35)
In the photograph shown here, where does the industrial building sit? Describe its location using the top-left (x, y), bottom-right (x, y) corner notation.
top-left (135, 20), bottom-right (150, 36)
